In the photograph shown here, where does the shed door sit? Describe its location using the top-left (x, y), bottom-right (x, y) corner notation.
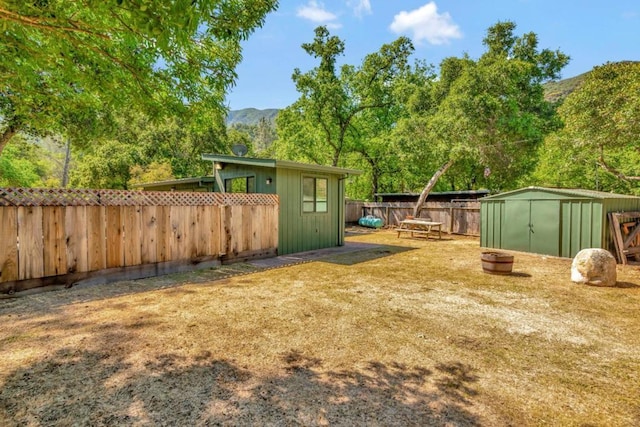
top-left (530, 200), bottom-right (561, 256)
top-left (504, 200), bottom-right (560, 256)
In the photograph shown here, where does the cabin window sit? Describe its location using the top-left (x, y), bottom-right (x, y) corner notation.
top-left (224, 176), bottom-right (255, 193)
top-left (303, 177), bottom-right (328, 213)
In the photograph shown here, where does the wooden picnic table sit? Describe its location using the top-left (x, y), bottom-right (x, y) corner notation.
top-left (396, 219), bottom-right (443, 239)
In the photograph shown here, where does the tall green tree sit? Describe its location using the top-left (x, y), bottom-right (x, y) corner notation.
top-left (275, 26), bottom-right (421, 198)
top-left (255, 117), bottom-right (277, 151)
top-left (0, 0), bottom-right (278, 155)
top-left (402, 21), bottom-right (568, 216)
top-left (229, 118), bottom-right (276, 153)
top-left (275, 26), bottom-right (348, 166)
top-left (346, 52), bottom-right (430, 197)
top-left (558, 61), bottom-right (640, 184)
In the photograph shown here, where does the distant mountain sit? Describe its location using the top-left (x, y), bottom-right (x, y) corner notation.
top-left (543, 61), bottom-right (639, 103)
top-left (543, 72), bottom-right (588, 103)
top-left (226, 108), bottom-right (279, 126)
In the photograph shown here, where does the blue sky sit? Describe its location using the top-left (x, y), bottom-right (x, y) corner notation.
top-left (225, 0), bottom-right (639, 110)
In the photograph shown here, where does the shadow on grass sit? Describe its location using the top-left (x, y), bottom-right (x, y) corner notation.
top-left (0, 263), bottom-right (261, 320)
top-left (396, 236), bottom-right (456, 243)
top-left (615, 281), bottom-right (640, 289)
top-left (318, 245), bottom-right (417, 266)
top-left (0, 347), bottom-right (481, 426)
top-left (507, 272), bottom-right (532, 278)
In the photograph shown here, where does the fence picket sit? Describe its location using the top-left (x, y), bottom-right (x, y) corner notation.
top-left (169, 206), bottom-right (183, 261)
top-left (65, 205), bottom-right (88, 273)
top-left (0, 207), bottom-right (19, 282)
top-left (87, 206), bottom-right (106, 272)
top-left (211, 206), bottom-right (222, 257)
top-left (251, 205), bottom-right (262, 251)
top-left (243, 205), bottom-right (252, 252)
top-left (18, 206), bottom-right (45, 280)
top-left (105, 206), bottom-right (124, 268)
top-left (141, 206), bottom-right (157, 264)
top-left (156, 205), bottom-right (170, 263)
top-left (43, 206), bottom-right (67, 276)
top-left (228, 205), bottom-right (243, 256)
top-left (196, 205), bottom-right (209, 257)
top-left (123, 206), bottom-right (142, 266)
top-left (186, 206), bottom-right (198, 259)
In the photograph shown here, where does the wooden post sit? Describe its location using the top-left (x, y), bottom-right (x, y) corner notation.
top-left (449, 205), bottom-right (454, 234)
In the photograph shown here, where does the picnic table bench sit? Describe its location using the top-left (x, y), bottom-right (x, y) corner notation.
top-left (396, 219), bottom-right (443, 240)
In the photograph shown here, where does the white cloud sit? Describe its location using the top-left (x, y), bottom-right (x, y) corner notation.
top-left (324, 22), bottom-right (343, 30)
top-left (389, 2), bottom-right (462, 45)
top-left (347, 0), bottom-right (372, 17)
top-left (297, 1), bottom-right (338, 23)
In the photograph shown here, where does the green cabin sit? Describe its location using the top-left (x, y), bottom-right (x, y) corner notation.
top-left (139, 155), bottom-right (361, 255)
top-left (480, 187), bottom-right (640, 258)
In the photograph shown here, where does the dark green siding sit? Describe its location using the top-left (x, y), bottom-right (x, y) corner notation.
top-left (561, 201), bottom-right (597, 257)
top-left (221, 163), bottom-right (346, 255)
top-left (276, 168), bottom-right (341, 255)
top-left (480, 200), bottom-right (504, 249)
top-left (215, 164), bottom-right (276, 194)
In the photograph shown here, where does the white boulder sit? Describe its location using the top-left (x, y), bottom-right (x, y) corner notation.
top-left (571, 248), bottom-right (617, 287)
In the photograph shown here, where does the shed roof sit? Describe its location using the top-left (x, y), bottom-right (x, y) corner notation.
top-left (201, 154), bottom-right (362, 176)
top-left (481, 186), bottom-right (640, 201)
top-left (133, 176), bottom-right (216, 189)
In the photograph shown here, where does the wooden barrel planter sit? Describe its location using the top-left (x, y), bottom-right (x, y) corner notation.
top-left (481, 251), bottom-right (514, 274)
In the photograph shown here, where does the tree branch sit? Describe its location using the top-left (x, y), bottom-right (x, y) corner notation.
top-left (0, 7), bottom-right (110, 40)
top-left (59, 30), bottom-right (155, 98)
top-left (413, 159), bottom-right (455, 217)
top-left (0, 121), bottom-right (20, 156)
top-left (598, 152), bottom-right (640, 181)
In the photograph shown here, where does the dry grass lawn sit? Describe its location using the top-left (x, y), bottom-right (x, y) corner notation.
top-left (1, 231), bottom-right (639, 426)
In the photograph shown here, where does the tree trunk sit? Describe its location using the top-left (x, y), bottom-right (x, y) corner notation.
top-left (412, 159), bottom-right (455, 217)
top-left (0, 125), bottom-right (18, 156)
top-left (371, 168), bottom-right (379, 198)
top-left (61, 138), bottom-right (72, 188)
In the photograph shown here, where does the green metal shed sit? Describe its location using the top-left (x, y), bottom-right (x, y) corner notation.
top-left (480, 187), bottom-right (640, 258)
top-left (200, 154), bottom-right (361, 255)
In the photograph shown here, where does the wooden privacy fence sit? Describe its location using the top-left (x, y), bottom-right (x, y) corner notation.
top-left (0, 188), bottom-right (279, 295)
top-left (348, 200), bottom-right (480, 235)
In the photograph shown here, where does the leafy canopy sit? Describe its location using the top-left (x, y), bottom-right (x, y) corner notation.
top-left (395, 21), bottom-right (569, 214)
top-left (0, 0), bottom-right (278, 154)
top-left (69, 111), bottom-right (228, 189)
top-left (404, 23), bottom-right (566, 185)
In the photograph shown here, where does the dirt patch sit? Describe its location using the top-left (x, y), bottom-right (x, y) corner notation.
top-left (1, 232), bottom-right (639, 426)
